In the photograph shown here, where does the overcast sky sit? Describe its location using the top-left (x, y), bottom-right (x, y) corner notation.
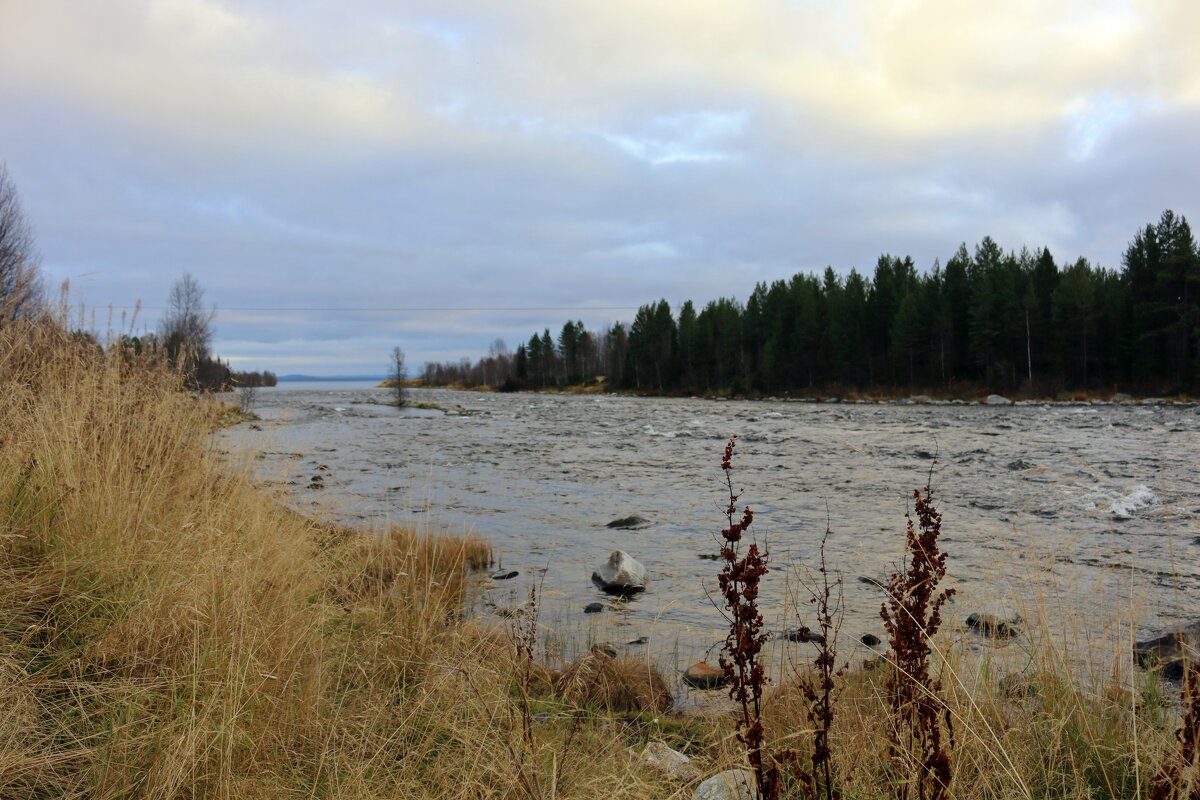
top-left (1, 1), bottom-right (1197, 374)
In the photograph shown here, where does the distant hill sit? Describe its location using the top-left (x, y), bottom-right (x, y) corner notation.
top-left (276, 374), bottom-right (388, 382)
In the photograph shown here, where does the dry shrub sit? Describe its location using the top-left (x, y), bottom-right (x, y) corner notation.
top-left (556, 651), bottom-right (673, 715)
top-left (326, 521), bottom-right (492, 608)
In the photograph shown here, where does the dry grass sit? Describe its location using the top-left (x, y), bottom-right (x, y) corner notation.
top-left (0, 315), bottom-right (1190, 799)
top-left (555, 651), bottom-right (674, 715)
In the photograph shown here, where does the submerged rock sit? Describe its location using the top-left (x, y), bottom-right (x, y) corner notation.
top-left (783, 628), bottom-right (825, 645)
top-left (985, 394), bottom-right (1012, 406)
top-left (492, 570), bottom-right (519, 581)
top-left (606, 515), bottom-right (651, 530)
top-left (693, 769), bottom-right (756, 800)
top-left (591, 550), bottom-right (647, 594)
top-left (1134, 621), bottom-right (1200, 680)
top-left (966, 612), bottom-right (1021, 639)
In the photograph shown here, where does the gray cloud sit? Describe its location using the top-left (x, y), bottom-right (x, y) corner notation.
top-left (0, 0), bottom-right (1196, 373)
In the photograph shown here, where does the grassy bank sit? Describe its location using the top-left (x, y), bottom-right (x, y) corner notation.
top-left (1, 318), bottom-right (1193, 798)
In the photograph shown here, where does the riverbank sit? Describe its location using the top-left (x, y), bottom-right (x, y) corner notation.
top-left (2, 320), bottom-right (1195, 798)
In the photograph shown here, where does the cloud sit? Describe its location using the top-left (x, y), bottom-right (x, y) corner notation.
top-left (0, 1), bottom-right (1196, 371)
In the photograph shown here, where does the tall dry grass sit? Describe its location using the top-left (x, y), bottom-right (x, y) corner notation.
top-left (0, 315), bottom-right (1190, 799)
top-left (0, 318), bottom-right (668, 799)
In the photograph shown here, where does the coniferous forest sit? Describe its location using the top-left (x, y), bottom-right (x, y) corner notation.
top-left (424, 210), bottom-right (1200, 396)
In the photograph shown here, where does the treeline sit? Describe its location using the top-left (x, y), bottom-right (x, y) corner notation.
top-left (230, 369), bottom-right (277, 388)
top-left (437, 210), bottom-right (1199, 396)
top-left (106, 332), bottom-right (273, 390)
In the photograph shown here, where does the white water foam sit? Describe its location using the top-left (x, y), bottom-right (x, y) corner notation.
top-left (1084, 484), bottom-right (1159, 519)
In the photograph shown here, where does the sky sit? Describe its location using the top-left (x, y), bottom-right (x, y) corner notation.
top-left (1, 0), bottom-right (1197, 374)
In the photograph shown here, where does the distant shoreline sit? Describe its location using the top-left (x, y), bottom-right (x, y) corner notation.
top-left (383, 379), bottom-right (1197, 407)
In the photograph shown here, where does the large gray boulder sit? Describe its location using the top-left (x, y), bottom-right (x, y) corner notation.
top-left (693, 770), bottom-right (756, 800)
top-left (591, 550), bottom-right (646, 594)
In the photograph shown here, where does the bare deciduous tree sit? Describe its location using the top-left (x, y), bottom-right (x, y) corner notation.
top-left (160, 273), bottom-right (215, 372)
top-left (390, 346), bottom-right (407, 407)
top-left (0, 164), bottom-right (44, 321)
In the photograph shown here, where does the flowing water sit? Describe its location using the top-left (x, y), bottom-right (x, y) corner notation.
top-left (223, 385), bottom-right (1200, 677)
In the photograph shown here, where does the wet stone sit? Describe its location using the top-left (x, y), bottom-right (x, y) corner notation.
top-left (783, 628), bottom-right (825, 645)
top-left (606, 515), bottom-right (651, 530)
top-left (966, 612), bottom-right (1021, 639)
top-left (1134, 621), bottom-right (1200, 680)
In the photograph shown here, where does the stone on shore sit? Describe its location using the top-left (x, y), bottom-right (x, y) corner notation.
top-left (640, 741), bottom-right (701, 781)
top-left (693, 769), bottom-right (756, 800)
top-left (591, 550), bottom-right (647, 594)
top-left (682, 660), bottom-right (726, 689)
top-left (985, 394), bottom-right (1012, 406)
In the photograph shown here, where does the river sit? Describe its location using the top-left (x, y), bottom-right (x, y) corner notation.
top-left (222, 385), bottom-right (1200, 679)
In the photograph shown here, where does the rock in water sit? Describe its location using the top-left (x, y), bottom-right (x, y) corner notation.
top-left (682, 661), bottom-right (726, 689)
top-left (783, 628), bottom-right (825, 645)
top-left (860, 633), bottom-right (882, 647)
top-left (640, 741), bottom-right (701, 781)
top-left (591, 550), bottom-right (647, 594)
top-left (607, 515), bottom-right (651, 530)
top-left (583, 602), bottom-right (605, 614)
top-left (492, 570), bottom-right (519, 581)
top-left (966, 612), bottom-right (1021, 639)
top-left (1134, 621), bottom-right (1200, 680)
top-left (985, 394), bottom-right (1012, 406)
top-left (693, 769), bottom-right (756, 800)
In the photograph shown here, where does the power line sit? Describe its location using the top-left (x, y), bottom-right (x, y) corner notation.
top-left (102, 305), bottom-right (642, 313)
